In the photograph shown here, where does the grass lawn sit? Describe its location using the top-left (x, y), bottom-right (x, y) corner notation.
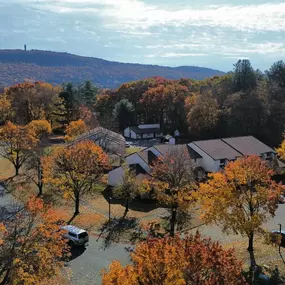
top-left (0, 157), bottom-right (14, 181)
top-left (125, 147), bottom-right (143, 155)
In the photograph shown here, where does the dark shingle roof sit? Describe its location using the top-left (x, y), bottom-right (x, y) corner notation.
top-left (129, 126), bottom-right (161, 134)
top-left (222, 136), bottom-right (275, 156)
top-left (192, 139), bottom-right (242, 160)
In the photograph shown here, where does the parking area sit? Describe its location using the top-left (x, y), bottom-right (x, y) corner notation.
top-left (68, 237), bottom-right (130, 285)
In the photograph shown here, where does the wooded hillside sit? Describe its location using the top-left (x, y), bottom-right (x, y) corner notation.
top-left (0, 49), bottom-right (224, 88)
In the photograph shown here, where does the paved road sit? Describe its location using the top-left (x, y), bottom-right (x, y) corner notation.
top-left (67, 237), bottom-right (130, 285)
top-left (190, 203), bottom-right (285, 244)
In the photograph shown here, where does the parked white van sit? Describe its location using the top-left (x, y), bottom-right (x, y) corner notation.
top-left (61, 225), bottom-right (89, 247)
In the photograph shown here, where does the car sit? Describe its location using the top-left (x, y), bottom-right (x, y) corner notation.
top-left (279, 195), bottom-right (285, 204)
top-left (61, 225), bottom-right (89, 247)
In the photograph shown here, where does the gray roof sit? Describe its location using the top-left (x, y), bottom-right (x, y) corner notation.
top-left (61, 225), bottom-right (86, 234)
top-left (76, 127), bottom-right (125, 143)
top-left (222, 136), bottom-right (275, 156)
top-left (153, 144), bottom-right (184, 156)
top-left (72, 127), bottom-right (125, 155)
top-left (137, 151), bottom-right (149, 164)
top-left (192, 139), bottom-right (242, 160)
top-left (129, 126), bottom-right (161, 134)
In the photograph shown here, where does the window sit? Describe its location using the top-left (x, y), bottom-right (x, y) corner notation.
top-left (68, 232), bottom-right (77, 238)
top-left (220, 159), bottom-right (226, 168)
top-left (79, 232), bottom-right (88, 239)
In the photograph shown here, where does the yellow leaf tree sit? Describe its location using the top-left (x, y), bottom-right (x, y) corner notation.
top-left (43, 140), bottom-right (110, 216)
top-left (64, 119), bottom-right (88, 142)
top-left (102, 234), bottom-right (246, 285)
top-left (0, 121), bottom-right (39, 176)
top-left (26, 120), bottom-right (52, 141)
top-left (0, 196), bottom-right (69, 285)
top-left (276, 139), bottom-right (285, 160)
top-left (196, 155), bottom-right (283, 271)
top-left (146, 146), bottom-right (196, 236)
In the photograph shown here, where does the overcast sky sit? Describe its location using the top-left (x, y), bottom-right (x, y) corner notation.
top-left (0, 0), bottom-right (285, 71)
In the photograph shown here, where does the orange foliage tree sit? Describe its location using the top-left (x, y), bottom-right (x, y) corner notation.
top-left (64, 119), bottom-right (88, 142)
top-left (146, 146), bottom-right (196, 236)
top-left (102, 233), bottom-right (246, 285)
top-left (196, 155), bottom-right (284, 270)
top-left (0, 196), bottom-right (69, 285)
top-left (5, 82), bottom-right (61, 124)
top-left (187, 91), bottom-right (221, 138)
top-left (43, 140), bottom-right (110, 216)
top-left (0, 121), bottom-right (39, 176)
top-left (140, 83), bottom-right (189, 129)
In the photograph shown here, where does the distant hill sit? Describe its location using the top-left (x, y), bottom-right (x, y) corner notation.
top-left (0, 49), bottom-right (225, 88)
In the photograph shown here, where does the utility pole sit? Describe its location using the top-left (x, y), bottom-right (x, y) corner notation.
top-left (278, 223), bottom-right (282, 253)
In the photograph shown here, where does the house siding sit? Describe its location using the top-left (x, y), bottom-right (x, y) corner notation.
top-left (126, 153), bottom-right (151, 174)
top-left (188, 143), bottom-right (221, 172)
top-left (124, 128), bottom-right (137, 139)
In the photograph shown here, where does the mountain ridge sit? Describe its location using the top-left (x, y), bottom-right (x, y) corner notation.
top-left (0, 49), bottom-right (225, 88)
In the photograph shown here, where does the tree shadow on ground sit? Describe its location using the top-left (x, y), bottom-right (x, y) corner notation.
top-left (98, 217), bottom-right (139, 249)
top-left (63, 245), bottom-right (86, 262)
top-left (101, 188), bottom-right (160, 213)
top-left (279, 247), bottom-right (285, 265)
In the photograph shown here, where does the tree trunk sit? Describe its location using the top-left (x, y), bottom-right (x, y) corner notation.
top-left (247, 233), bottom-right (254, 253)
top-left (248, 233), bottom-right (257, 284)
top-left (37, 162), bottom-right (43, 196)
top-left (15, 154), bottom-right (20, 176)
top-left (123, 199), bottom-right (129, 218)
top-left (74, 195), bottom-right (80, 216)
top-left (15, 166), bottom-right (19, 176)
top-left (170, 206), bottom-right (177, 237)
top-left (37, 183), bottom-right (43, 197)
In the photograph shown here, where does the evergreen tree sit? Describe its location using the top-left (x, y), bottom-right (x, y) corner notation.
top-left (266, 60), bottom-right (285, 88)
top-left (59, 83), bottom-right (79, 125)
top-left (113, 99), bottom-right (135, 132)
top-left (81, 80), bottom-right (98, 107)
top-left (232, 60), bottom-right (257, 92)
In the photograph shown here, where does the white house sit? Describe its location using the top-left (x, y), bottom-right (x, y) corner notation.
top-left (108, 144), bottom-right (201, 187)
top-left (188, 136), bottom-right (277, 173)
top-left (188, 139), bottom-right (242, 173)
top-left (124, 124), bottom-right (164, 140)
top-left (108, 136), bottom-right (281, 187)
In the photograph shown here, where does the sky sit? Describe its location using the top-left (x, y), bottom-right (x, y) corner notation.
top-left (0, 0), bottom-right (285, 72)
